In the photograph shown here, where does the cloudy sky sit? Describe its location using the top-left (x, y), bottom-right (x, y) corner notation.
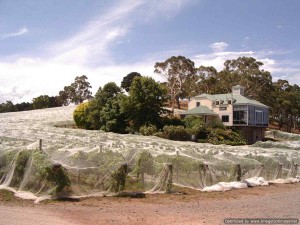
top-left (1, 0), bottom-right (300, 103)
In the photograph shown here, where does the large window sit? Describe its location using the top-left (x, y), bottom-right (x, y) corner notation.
top-left (248, 106), bottom-right (269, 126)
top-left (233, 105), bottom-right (247, 124)
top-left (222, 115), bottom-right (229, 122)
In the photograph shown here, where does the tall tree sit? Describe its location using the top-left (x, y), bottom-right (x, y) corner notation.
top-left (58, 86), bottom-right (75, 106)
top-left (121, 76), bottom-right (167, 131)
top-left (217, 57), bottom-right (273, 103)
top-left (59, 75), bottom-right (92, 105)
top-left (154, 56), bottom-right (196, 114)
top-left (71, 75), bottom-right (93, 104)
top-left (121, 72), bottom-right (142, 92)
top-left (195, 66), bottom-right (219, 94)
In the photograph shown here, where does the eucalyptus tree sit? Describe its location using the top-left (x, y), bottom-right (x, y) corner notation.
top-left (59, 75), bottom-right (92, 105)
top-left (218, 57), bottom-right (273, 103)
top-left (154, 56), bottom-right (196, 114)
top-left (195, 66), bottom-right (219, 95)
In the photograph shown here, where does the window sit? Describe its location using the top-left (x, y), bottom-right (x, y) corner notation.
top-left (222, 115), bottom-right (229, 123)
top-left (215, 100), bottom-right (219, 105)
top-left (196, 102), bottom-right (200, 107)
top-left (227, 99), bottom-right (232, 104)
top-left (233, 105), bottom-right (248, 124)
top-left (255, 110), bottom-right (263, 125)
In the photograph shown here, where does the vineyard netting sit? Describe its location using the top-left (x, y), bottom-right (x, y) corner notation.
top-left (0, 106), bottom-right (299, 202)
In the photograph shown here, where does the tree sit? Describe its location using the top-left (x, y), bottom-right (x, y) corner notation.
top-left (121, 72), bottom-right (142, 92)
top-left (59, 75), bottom-right (92, 105)
top-left (58, 86), bottom-right (75, 106)
top-left (154, 56), bottom-right (196, 114)
top-left (71, 75), bottom-right (93, 104)
top-left (74, 82), bottom-right (127, 133)
top-left (0, 101), bottom-right (16, 113)
top-left (15, 102), bottom-right (33, 111)
top-left (269, 80), bottom-right (300, 132)
top-left (121, 76), bottom-right (167, 131)
top-left (195, 66), bottom-right (219, 94)
top-left (32, 95), bottom-right (60, 109)
top-left (32, 95), bottom-right (51, 109)
top-left (216, 57), bottom-right (273, 103)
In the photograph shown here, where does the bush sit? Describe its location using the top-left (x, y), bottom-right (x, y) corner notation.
top-left (139, 125), bottom-right (158, 136)
top-left (208, 129), bottom-right (246, 145)
top-left (183, 115), bottom-right (204, 128)
top-left (206, 119), bottom-right (225, 130)
top-left (184, 116), bottom-right (208, 141)
top-left (159, 117), bottom-right (184, 128)
top-left (158, 125), bottom-right (190, 141)
top-left (73, 102), bottom-right (92, 129)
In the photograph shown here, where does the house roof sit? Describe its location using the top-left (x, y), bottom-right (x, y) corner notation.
top-left (232, 85), bottom-right (245, 89)
top-left (192, 93), bottom-right (268, 108)
top-left (180, 105), bottom-right (218, 116)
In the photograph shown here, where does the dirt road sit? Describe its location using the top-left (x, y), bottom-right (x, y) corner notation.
top-left (1, 183), bottom-right (299, 225)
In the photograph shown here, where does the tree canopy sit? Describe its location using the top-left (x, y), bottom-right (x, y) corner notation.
top-left (59, 75), bottom-right (92, 105)
top-left (154, 56), bottom-right (196, 114)
top-left (121, 72), bottom-right (142, 92)
top-left (121, 76), bottom-right (167, 131)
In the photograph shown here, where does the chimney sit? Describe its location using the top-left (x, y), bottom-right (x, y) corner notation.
top-left (232, 85), bottom-right (245, 96)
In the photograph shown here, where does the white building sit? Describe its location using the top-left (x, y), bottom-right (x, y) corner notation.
top-left (181, 85), bottom-right (269, 144)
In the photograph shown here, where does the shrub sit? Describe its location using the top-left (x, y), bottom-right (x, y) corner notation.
top-left (73, 102), bottom-right (92, 129)
top-left (183, 115), bottom-right (204, 128)
top-left (208, 129), bottom-right (246, 145)
top-left (160, 125), bottom-right (190, 141)
top-left (160, 117), bottom-right (184, 128)
top-left (184, 116), bottom-right (208, 141)
top-left (139, 125), bottom-right (158, 136)
top-left (206, 119), bottom-right (225, 130)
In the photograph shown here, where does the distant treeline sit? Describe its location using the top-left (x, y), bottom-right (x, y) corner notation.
top-left (0, 75), bottom-right (92, 113)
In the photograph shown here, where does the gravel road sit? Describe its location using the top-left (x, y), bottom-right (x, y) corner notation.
top-left (1, 183), bottom-right (299, 225)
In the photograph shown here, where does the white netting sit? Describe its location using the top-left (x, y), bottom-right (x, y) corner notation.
top-left (0, 106), bottom-right (299, 202)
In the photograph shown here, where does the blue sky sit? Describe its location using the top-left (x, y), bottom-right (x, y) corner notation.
top-left (1, 0), bottom-right (300, 103)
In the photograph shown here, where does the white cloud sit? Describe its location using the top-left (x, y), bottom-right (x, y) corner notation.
top-left (48, 0), bottom-right (142, 66)
top-left (1, 27), bottom-right (28, 40)
top-left (0, 56), bottom-right (159, 103)
top-left (194, 50), bottom-right (255, 71)
top-left (209, 42), bottom-right (229, 52)
top-left (193, 48), bottom-right (300, 86)
top-left (0, 0), bottom-right (199, 103)
top-left (141, 0), bottom-right (197, 22)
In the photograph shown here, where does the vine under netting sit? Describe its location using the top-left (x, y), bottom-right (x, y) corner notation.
top-left (0, 106), bottom-right (300, 201)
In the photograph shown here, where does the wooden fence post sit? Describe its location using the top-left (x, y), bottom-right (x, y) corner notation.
top-left (39, 139), bottom-right (42, 152)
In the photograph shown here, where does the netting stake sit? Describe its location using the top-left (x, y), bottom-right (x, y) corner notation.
top-left (39, 139), bottom-right (42, 151)
top-left (236, 164), bottom-right (241, 181)
top-left (165, 163), bottom-right (173, 194)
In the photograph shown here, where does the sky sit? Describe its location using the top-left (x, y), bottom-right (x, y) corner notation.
top-left (1, 0), bottom-right (300, 103)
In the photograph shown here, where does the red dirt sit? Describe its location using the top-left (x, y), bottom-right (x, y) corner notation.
top-left (1, 183), bottom-right (300, 225)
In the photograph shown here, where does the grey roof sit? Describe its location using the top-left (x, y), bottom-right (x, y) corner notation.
top-left (180, 106), bottom-right (218, 116)
top-left (192, 93), bottom-right (268, 108)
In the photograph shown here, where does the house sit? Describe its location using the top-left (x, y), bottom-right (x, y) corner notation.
top-left (181, 85), bottom-right (269, 144)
